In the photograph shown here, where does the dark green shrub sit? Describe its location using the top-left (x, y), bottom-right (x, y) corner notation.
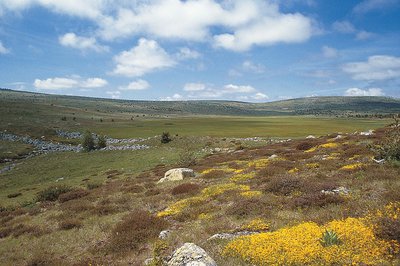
top-left (161, 132), bottom-right (171, 144)
top-left (97, 135), bottom-right (107, 149)
top-left (81, 130), bottom-right (95, 152)
top-left (36, 185), bottom-right (72, 202)
top-left (87, 183), bottom-right (101, 190)
top-left (7, 192), bottom-right (22, 198)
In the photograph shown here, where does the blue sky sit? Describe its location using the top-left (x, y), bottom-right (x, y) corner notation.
top-left (0, 0), bottom-right (399, 101)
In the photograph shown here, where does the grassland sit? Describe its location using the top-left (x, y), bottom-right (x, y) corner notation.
top-left (0, 89), bottom-right (399, 265)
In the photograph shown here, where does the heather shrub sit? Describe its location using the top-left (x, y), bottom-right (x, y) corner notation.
top-left (108, 209), bottom-right (168, 252)
top-left (58, 189), bottom-right (89, 203)
top-left (171, 183), bottom-right (200, 195)
top-left (7, 192), bottom-right (22, 198)
top-left (59, 218), bottom-right (82, 230)
top-left (264, 175), bottom-right (304, 196)
top-left (36, 185), bottom-right (72, 202)
top-left (292, 193), bottom-right (344, 209)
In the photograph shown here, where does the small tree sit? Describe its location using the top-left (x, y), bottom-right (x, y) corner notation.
top-left (97, 135), bottom-right (107, 149)
top-left (82, 130), bottom-right (95, 152)
top-left (161, 132), bottom-right (172, 144)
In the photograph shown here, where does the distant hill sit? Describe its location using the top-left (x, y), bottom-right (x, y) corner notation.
top-left (1, 89), bottom-right (400, 116)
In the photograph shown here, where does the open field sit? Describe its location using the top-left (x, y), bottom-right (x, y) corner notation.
top-left (0, 90), bottom-right (399, 265)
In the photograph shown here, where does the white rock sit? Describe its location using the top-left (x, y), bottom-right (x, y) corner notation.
top-left (167, 243), bottom-right (217, 266)
top-left (158, 168), bottom-right (195, 183)
top-left (360, 129), bottom-right (374, 136)
top-left (306, 135), bottom-right (316, 139)
top-left (268, 154), bottom-right (278, 160)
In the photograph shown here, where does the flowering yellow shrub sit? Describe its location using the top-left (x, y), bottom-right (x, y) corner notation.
top-left (240, 190), bottom-right (262, 198)
top-left (224, 218), bottom-right (396, 265)
top-left (247, 158), bottom-right (269, 168)
top-left (288, 167), bottom-right (299, 174)
top-left (305, 142), bottom-right (339, 153)
top-left (201, 167), bottom-right (236, 175)
top-left (198, 213), bottom-right (213, 220)
top-left (340, 163), bottom-right (366, 170)
top-left (306, 163), bottom-right (319, 169)
top-left (241, 218), bottom-right (270, 232)
top-left (230, 172), bottom-right (256, 182)
top-left (158, 183), bottom-right (250, 217)
top-left (234, 169), bottom-right (244, 174)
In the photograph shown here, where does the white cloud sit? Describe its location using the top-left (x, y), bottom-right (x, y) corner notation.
top-left (176, 47), bottom-right (200, 60)
top-left (322, 46), bottom-right (338, 58)
top-left (34, 77), bottom-right (107, 90)
top-left (59, 33), bottom-right (108, 52)
top-left (183, 83), bottom-right (206, 92)
top-left (332, 21), bottom-right (356, 34)
top-left (0, 41), bottom-right (9, 54)
top-left (356, 31), bottom-right (375, 40)
top-left (214, 12), bottom-right (313, 51)
top-left (112, 38), bottom-right (175, 77)
top-left (342, 55), bottom-right (400, 81)
top-left (242, 60), bottom-right (265, 73)
top-left (353, 0), bottom-right (398, 14)
top-left (223, 84), bottom-right (256, 93)
top-left (252, 92), bottom-right (269, 100)
top-left (345, 88), bottom-right (385, 96)
top-left (161, 93), bottom-right (183, 101)
top-left (106, 90), bottom-right (121, 99)
top-left (119, 79), bottom-right (150, 90)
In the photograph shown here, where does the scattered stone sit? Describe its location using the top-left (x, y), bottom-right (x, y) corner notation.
top-left (144, 258), bottom-right (154, 265)
top-left (0, 163), bottom-right (15, 174)
top-left (167, 243), bottom-right (217, 266)
top-left (321, 186), bottom-right (350, 195)
top-left (268, 154), bottom-right (278, 160)
top-left (334, 135), bottom-right (343, 140)
top-left (158, 168), bottom-right (195, 183)
top-left (159, 230), bottom-right (171, 239)
top-left (306, 135), bottom-right (316, 139)
top-left (373, 158), bottom-right (385, 164)
top-left (207, 231), bottom-right (256, 241)
top-left (360, 129), bottom-right (374, 136)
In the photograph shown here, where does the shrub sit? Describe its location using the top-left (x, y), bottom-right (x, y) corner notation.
top-left (292, 193), bottom-right (344, 209)
top-left (296, 141), bottom-right (315, 151)
top-left (36, 185), bottom-right (72, 202)
top-left (82, 130), bottom-right (95, 152)
top-left (58, 189), bottom-right (89, 203)
top-left (97, 135), bottom-right (107, 149)
top-left (87, 183), bottom-right (101, 190)
top-left (201, 169), bottom-right (226, 179)
top-left (178, 150), bottom-right (197, 167)
top-left (171, 183), bottom-right (200, 195)
top-left (161, 132), bottom-right (171, 144)
top-left (7, 192), bottom-right (22, 198)
top-left (59, 218), bottom-right (82, 230)
top-left (108, 209), bottom-right (168, 252)
top-left (264, 175), bottom-right (304, 196)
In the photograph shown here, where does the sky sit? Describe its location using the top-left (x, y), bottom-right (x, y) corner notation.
top-left (0, 0), bottom-right (399, 102)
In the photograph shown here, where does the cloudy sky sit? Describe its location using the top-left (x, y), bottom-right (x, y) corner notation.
top-left (0, 0), bottom-right (399, 101)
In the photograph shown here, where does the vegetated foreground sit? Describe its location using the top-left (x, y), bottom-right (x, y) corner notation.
top-left (0, 124), bottom-right (399, 265)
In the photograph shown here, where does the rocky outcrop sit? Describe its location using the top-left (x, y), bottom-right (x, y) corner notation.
top-left (157, 168), bottom-right (195, 183)
top-left (167, 243), bottom-right (217, 266)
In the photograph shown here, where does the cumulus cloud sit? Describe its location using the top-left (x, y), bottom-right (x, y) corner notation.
top-left (252, 92), bottom-right (269, 100)
top-left (161, 93), bottom-right (184, 101)
top-left (176, 47), bottom-right (200, 60)
top-left (112, 38), bottom-right (175, 77)
top-left (322, 46), bottom-right (338, 58)
top-left (34, 77), bottom-right (107, 90)
top-left (223, 84), bottom-right (256, 93)
top-left (59, 33), bottom-right (108, 52)
top-left (0, 41), bottom-right (9, 54)
top-left (345, 88), bottom-right (385, 96)
top-left (332, 21), bottom-right (356, 34)
top-left (183, 83), bottom-right (206, 91)
top-left (342, 55), bottom-right (400, 81)
top-left (242, 60), bottom-right (266, 73)
top-left (119, 79), bottom-right (150, 90)
top-left (353, 0), bottom-right (398, 14)
top-left (1, 1), bottom-right (315, 51)
top-left (106, 90), bottom-right (121, 99)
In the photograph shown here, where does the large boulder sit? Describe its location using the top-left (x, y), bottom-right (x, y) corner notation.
top-left (157, 168), bottom-right (195, 183)
top-left (167, 243), bottom-right (217, 266)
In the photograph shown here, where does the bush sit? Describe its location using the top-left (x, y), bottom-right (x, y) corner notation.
top-left (7, 192), bottom-right (22, 198)
top-left (36, 185), bottom-right (72, 202)
top-left (264, 175), bottom-right (304, 196)
top-left (59, 218), bottom-right (82, 230)
top-left (97, 135), bottom-right (107, 149)
top-left (161, 132), bottom-right (171, 144)
top-left (171, 183), bottom-right (200, 195)
top-left (87, 183), bottom-right (101, 190)
top-left (371, 115), bottom-right (400, 161)
top-left (108, 209), bottom-right (168, 252)
top-left (58, 189), bottom-right (89, 203)
top-left (82, 131), bottom-right (95, 152)
top-left (292, 193), bottom-right (344, 209)
top-left (375, 216), bottom-right (400, 243)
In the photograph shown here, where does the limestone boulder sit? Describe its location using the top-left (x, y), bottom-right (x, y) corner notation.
top-left (167, 243), bottom-right (217, 266)
top-left (157, 168), bottom-right (195, 183)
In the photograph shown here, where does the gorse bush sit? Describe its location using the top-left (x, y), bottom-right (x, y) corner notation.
top-left (97, 135), bottom-right (107, 149)
top-left (36, 185), bottom-right (72, 202)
